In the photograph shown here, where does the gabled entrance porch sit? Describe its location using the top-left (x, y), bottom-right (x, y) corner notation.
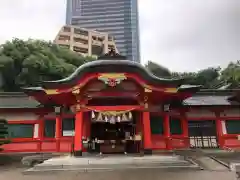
top-left (72, 105), bottom-right (152, 156)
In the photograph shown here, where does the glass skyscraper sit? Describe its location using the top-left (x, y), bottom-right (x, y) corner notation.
top-left (66, 0), bottom-right (140, 62)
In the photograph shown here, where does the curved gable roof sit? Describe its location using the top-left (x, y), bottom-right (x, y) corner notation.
top-left (42, 60), bottom-right (185, 89)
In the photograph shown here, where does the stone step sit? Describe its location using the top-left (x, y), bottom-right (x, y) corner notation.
top-left (24, 162), bottom-right (199, 174)
top-left (24, 155), bottom-right (200, 174)
top-left (34, 161), bottom-right (194, 170)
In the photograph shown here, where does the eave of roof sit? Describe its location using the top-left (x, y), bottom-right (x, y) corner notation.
top-left (40, 60), bottom-right (185, 89)
top-left (0, 89), bottom-right (239, 108)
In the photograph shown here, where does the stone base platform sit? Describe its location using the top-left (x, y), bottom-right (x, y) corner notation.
top-left (24, 155), bottom-right (199, 174)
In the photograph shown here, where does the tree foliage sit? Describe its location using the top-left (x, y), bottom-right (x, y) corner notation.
top-left (146, 60), bottom-right (240, 89)
top-left (0, 38), bottom-right (96, 91)
top-left (0, 39), bottom-right (239, 91)
top-left (220, 61), bottom-right (240, 88)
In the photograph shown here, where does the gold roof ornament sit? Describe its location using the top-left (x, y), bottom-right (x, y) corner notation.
top-left (72, 88), bottom-right (80, 95)
top-left (164, 88), bottom-right (178, 93)
top-left (98, 73), bottom-right (127, 87)
top-left (144, 88), bottom-right (152, 93)
top-left (44, 89), bottom-right (59, 95)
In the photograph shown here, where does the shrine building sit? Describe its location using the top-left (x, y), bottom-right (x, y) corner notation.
top-left (0, 51), bottom-right (240, 156)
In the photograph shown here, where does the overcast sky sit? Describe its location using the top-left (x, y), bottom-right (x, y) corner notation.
top-left (0, 0), bottom-right (239, 72)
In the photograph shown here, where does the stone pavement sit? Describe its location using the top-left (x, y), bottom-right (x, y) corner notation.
top-left (24, 154), bottom-right (199, 173)
top-left (0, 167), bottom-right (237, 180)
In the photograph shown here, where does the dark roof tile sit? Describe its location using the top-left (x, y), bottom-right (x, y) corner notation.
top-left (184, 95), bottom-right (239, 106)
top-left (0, 92), bottom-right (40, 108)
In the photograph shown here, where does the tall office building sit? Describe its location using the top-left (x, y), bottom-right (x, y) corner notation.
top-left (66, 0), bottom-right (140, 62)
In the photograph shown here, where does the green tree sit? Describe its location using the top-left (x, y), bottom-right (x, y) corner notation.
top-left (220, 61), bottom-right (240, 88)
top-left (0, 119), bottom-right (10, 151)
top-left (0, 38), bottom-right (96, 91)
top-left (194, 67), bottom-right (221, 88)
top-left (146, 61), bottom-right (226, 88)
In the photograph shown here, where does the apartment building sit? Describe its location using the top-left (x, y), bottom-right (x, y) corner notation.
top-left (54, 25), bottom-right (118, 56)
top-left (66, 0), bottom-right (140, 62)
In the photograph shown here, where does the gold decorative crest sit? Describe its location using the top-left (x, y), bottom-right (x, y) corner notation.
top-left (164, 88), bottom-right (178, 93)
top-left (44, 89), bottom-right (59, 95)
top-left (98, 73), bottom-right (127, 87)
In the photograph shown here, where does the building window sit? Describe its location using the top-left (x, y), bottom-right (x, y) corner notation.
top-left (74, 28), bottom-right (88, 36)
top-left (59, 45), bottom-right (70, 49)
top-left (58, 35), bottom-right (70, 41)
top-left (62, 117), bottom-right (75, 136)
top-left (73, 37), bottom-right (88, 44)
top-left (8, 124), bottom-right (34, 138)
top-left (92, 45), bottom-right (103, 56)
top-left (150, 115), bottom-right (164, 135)
top-left (44, 119), bottom-right (55, 138)
top-left (170, 117), bottom-right (183, 135)
top-left (225, 120), bottom-right (240, 134)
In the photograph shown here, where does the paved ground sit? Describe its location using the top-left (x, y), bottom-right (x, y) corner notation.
top-left (209, 152), bottom-right (240, 165)
top-left (1, 151), bottom-right (240, 180)
top-left (0, 166), bottom-right (237, 180)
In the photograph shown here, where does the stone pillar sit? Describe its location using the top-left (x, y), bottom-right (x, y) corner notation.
top-left (104, 34), bottom-right (109, 53)
top-left (142, 111), bottom-right (152, 154)
top-left (88, 31), bottom-right (92, 56)
top-left (74, 111), bottom-right (83, 156)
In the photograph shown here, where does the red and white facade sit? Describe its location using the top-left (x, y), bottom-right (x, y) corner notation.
top-left (0, 59), bottom-right (239, 155)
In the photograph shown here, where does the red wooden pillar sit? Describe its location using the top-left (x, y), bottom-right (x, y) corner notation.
top-left (142, 111), bottom-right (152, 154)
top-left (136, 112), bottom-right (141, 134)
top-left (216, 114), bottom-right (224, 148)
top-left (55, 116), bottom-right (61, 151)
top-left (86, 112), bottom-right (91, 138)
top-left (181, 114), bottom-right (189, 147)
top-left (164, 114), bottom-right (171, 150)
top-left (83, 112), bottom-right (91, 139)
top-left (74, 111), bottom-right (83, 156)
top-left (82, 114), bottom-right (88, 152)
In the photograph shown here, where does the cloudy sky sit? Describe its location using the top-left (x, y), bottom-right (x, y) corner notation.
top-left (0, 0), bottom-right (239, 72)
